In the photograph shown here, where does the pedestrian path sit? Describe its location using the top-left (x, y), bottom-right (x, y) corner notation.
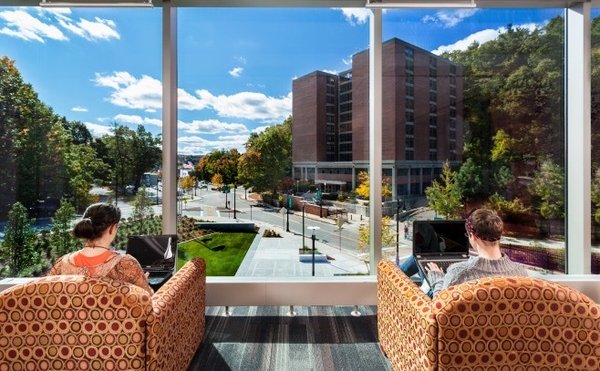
top-left (235, 223), bottom-right (369, 277)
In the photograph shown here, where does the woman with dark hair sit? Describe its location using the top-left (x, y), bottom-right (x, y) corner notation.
top-left (425, 208), bottom-right (527, 297)
top-left (48, 203), bottom-right (153, 294)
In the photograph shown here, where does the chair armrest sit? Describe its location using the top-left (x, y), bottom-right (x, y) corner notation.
top-left (146, 258), bottom-right (206, 371)
top-left (377, 260), bottom-right (437, 371)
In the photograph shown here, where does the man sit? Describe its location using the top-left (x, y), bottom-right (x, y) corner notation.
top-left (425, 208), bottom-right (528, 297)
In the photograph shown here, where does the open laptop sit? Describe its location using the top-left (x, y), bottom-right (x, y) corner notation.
top-left (126, 234), bottom-right (177, 288)
top-left (412, 220), bottom-right (469, 285)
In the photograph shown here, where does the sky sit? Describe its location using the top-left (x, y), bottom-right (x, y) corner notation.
top-left (0, 6), bottom-right (569, 156)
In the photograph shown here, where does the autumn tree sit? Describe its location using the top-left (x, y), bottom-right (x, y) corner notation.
top-left (354, 171), bottom-right (392, 200)
top-left (211, 173), bottom-right (224, 189)
top-left (196, 149), bottom-right (240, 185)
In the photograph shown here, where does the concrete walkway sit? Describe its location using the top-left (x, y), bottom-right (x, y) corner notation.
top-left (235, 223), bottom-right (369, 277)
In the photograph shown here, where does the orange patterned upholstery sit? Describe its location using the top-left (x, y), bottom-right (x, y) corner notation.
top-left (0, 258), bottom-right (206, 371)
top-left (377, 260), bottom-right (600, 371)
top-left (146, 258), bottom-right (206, 371)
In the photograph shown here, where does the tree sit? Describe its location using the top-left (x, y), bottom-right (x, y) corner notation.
top-left (237, 117), bottom-right (292, 195)
top-left (425, 162), bottom-right (463, 219)
top-left (196, 149), bottom-right (240, 184)
top-left (1, 202), bottom-right (41, 277)
top-left (49, 199), bottom-right (78, 259)
top-left (354, 171), bottom-right (392, 200)
top-left (592, 167), bottom-right (600, 224)
top-left (180, 175), bottom-right (195, 194)
top-left (211, 173), bottom-right (224, 189)
top-left (357, 216), bottom-right (396, 253)
top-left (531, 159), bottom-right (564, 219)
top-left (131, 187), bottom-right (154, 235)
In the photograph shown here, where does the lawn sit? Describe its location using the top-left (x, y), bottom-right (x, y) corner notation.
top-left (176, 232), bottom-right (256, 276)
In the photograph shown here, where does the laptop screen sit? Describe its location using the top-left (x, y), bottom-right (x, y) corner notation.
top-left (412, 220), bottom-right (468, 256)
top-left (126, 234), bottom-right (177, 270)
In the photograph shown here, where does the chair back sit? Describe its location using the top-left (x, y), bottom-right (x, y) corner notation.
top-left (0, 275), bottom-right (152, 370)
top-left (433, 276), bottom-right (600, 370)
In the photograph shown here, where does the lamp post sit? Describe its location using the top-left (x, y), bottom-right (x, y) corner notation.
top-left (302, 203), bottom-right (306, 250)
top-left (308, 226), bottom-right (320, 276)
top-left (233, 184), bottom-right (237, 220)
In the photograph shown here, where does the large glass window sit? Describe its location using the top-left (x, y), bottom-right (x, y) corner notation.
top-left (384, 8), bottom-right (566, 273)
top-left (0, 7), bottom-right (162, 278)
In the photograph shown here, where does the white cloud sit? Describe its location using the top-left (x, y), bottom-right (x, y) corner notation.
top-left (431, 23), bottom-right (541, 55)
top-left (322, 69), bottom-right (338, 75)
top-left (145, 108), bottom-right (157, 113)
top-left (0, 8), bottom-right (119, 42)
top-left (178, 119), bottom-right (248, 134)
top-left (252, 125), bottom-right (270, 134)
top-left (94, 72), bottom-right (163, 110)
top-left (71, 106), bottom-right (88, 112)
top-left (84, 122), bottom-right (112, 137)
top-left (95, 71), bottom-right (292, 122)
top-left (58, 16), bottom-right (119, 41)
top-left (229, 67), bottom-right (244, 78)
top-left (342, 55), bottom-right (353, 66)
top-left (177, 134), bottom-right (249, 155)
top-left (422, 9), bottom-right (479, 28)
top-left (335, 8), bottom-right (371, 26)
top-left (113, 114), bottom-right (162, 127)
top-left (0, 10), bottom-right (67, 42)
top-left (194, 90), bottom-right (292, 123)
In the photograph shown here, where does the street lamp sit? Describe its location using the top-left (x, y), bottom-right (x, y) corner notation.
top-left (396, 199), bottom-right (401, 266)
top-left (301, 202), bottom-right (306, 250)
top-left (307, 226), bottom-right (320, 276)
top-left (233, 184), bottom-right (237, 220)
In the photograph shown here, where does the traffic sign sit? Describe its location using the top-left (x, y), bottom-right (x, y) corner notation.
top-left (288, 197), bottom-right (293, 209)
top-left (222, 185), bottom-right (230, 193)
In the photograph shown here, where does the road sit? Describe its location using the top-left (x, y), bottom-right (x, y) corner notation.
top-left (180, 187), bottom-right (363, 253)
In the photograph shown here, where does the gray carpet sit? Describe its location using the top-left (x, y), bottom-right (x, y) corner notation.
top-left (188, 306), bottom-right (392, 371)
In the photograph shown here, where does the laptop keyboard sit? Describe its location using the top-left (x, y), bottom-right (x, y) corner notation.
top-left (420, 259), bottom-right (464, 273)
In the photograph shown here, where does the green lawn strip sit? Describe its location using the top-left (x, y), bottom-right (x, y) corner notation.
top-left (176, 232), bottom-right (256, 276)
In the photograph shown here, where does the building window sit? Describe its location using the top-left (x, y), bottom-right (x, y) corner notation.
top-left (339, 133), bottom-right (352, 142)
top-left (405, 150), bottom-right (414, 160)
top-left (429, 79), bottom-right (437, 90)
top-left (429, 151), bottom-right (437, 161)
top-left (340, 103), bottom-right (351, 113)
top-left (406, 85), bottom-right (414, 97)
top-left (340, 113), bottom-right (352, 122)
top-left (405, 137), bottom-right (414, 148)
top-left (405, 73), bottom-right (414, 84)
top-left (429, 127), bottom-right (437, 137)
top-left (340, 93), bottom-right (352, 103)
top-left (429, 116), bottom-right (437, 126)
top-left (327, 114), bottom-right (335, 123)
top-left (429, 103), bottom-right (437, 114)
top-left (405, 47), bottom-right (414, 58)
top-left (429, 92), bottom-right (437, 102)
top-left (406, 98), bottom-right (414, 110)
top-left (429, 139), bottom-right (437, 149)
top-left (406, 124), bottom-right (414, 136)
top-left (450, 75), bottom-right (456, 85)
top-left (450, 108), bottom-right (456, 118)
top-left (326, 106), bottom-right (335, 114)
top-left (406, 111), bottom-right (414, 122)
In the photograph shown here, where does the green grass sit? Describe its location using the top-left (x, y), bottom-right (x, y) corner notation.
top-left (176, 232), bottom-right (256, 276)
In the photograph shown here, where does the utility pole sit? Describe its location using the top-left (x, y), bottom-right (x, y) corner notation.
top-left (233, 185), bottom-right (237, 219)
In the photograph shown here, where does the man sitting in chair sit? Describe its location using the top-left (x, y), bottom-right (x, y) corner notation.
top-left (424, 208), bottom-right (527, 297)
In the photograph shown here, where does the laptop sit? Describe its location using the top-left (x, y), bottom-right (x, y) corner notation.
top-left (126, 234), bottom-right (177, 288)
top-left (412, 220), bottom-right (469, 285)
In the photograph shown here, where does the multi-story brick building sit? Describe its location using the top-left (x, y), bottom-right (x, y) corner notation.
top-left (292, 38), bottom-right (463, 197)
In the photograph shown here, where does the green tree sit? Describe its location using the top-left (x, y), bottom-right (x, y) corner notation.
top-left (49, 199), bottom-right (79, 259)
top-left (532, 159), bottom-right (564, 219)
top-left (238, 117), bottom-right (292, 195)
top-left (425, 162), bottom-right (463, 219)
top-left (1, 202), bottom-right (41, 277)
top-left (592, 168), bottom-right (600, 224)
top-left (131, 187), bottom-right (155, 235)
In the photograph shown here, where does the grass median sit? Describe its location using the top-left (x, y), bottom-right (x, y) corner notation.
top-left (176, 232), bottom-right (256, 276)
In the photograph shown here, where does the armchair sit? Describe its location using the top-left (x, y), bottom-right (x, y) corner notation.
top-left (377, 259), bottom-right (600, 370)
top-left (0, 258), bottom-right (206, 371)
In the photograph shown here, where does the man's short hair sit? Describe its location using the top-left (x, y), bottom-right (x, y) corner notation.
top-left (466, 208), bottom-right (503, 242)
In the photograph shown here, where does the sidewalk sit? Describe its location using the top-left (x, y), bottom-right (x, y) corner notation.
top-left (235, 222), bottom-right (369, 277)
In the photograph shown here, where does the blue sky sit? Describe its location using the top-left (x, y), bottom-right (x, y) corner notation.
top-left (0, 6), bottom-right (565, 155)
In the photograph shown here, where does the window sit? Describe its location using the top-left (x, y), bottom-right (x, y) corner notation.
top-left (405, 124), bottom-right (414, 136)
top-left (405, 137), bottom-right (414, 148)
top-left (405, 111), bottom-right (414, 122)
top-left (406, 98), bottom-right (414, 110)
top-left (405, 150), bottom-right (414, 160)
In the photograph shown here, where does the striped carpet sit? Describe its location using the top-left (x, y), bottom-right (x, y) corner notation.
top-left (188, 306), bottom-right (392, 371)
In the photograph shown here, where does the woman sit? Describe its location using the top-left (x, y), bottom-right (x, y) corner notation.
top-left (425, 208), bottom-right (527, 297)
top-left (48, 202), bottom-right (153, 295)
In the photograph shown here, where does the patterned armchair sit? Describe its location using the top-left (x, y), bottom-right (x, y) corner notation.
top-left (0, 258), bottom-right (206, 371)
top-left (377, 259), bottom-right (600, 371)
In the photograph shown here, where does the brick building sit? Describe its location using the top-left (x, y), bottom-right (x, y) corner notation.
top-left (292, 38), bottom-right (463, 197)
